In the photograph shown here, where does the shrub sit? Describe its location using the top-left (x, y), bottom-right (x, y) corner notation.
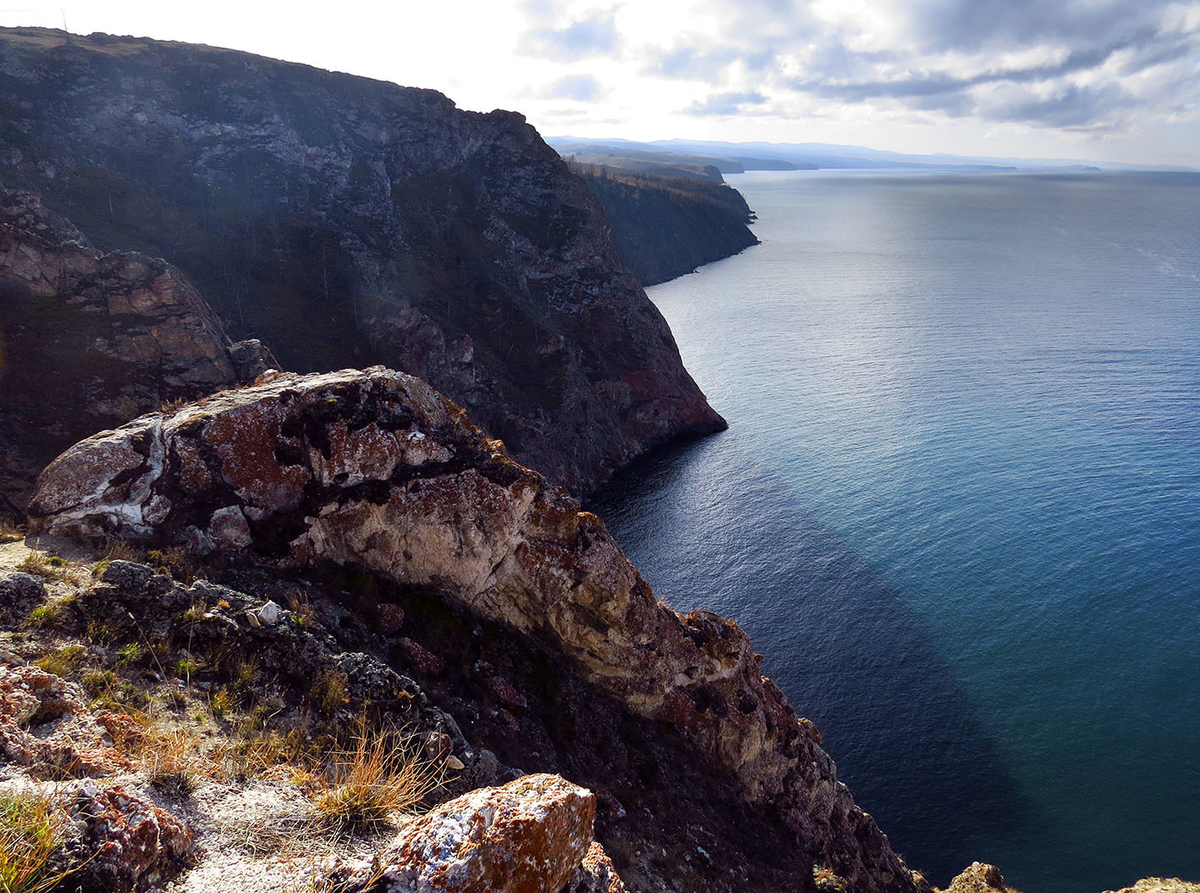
top-left (23, 603), bottom-right (60, 630)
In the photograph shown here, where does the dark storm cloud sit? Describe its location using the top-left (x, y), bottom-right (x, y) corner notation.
top-left (520, 8), bottom-right (621, 61)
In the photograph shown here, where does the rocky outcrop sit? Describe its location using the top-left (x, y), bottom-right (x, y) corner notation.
top-left (567, 841), bottom-right (629, 893)
top-left (0, 26), bottom-right (725, 494)
top-left (0, 187), bottom-right (275, 519)
top-left (28, 367), bottom-right (924, 892)
top-left (1104, 882), bottom-right (1200, 893)
top-left (573, 166), bottom-right (759, 286)
top-left (335, 773), bottom-right (597, 892)
top-left (943, 863), bottom-right (1009, 893)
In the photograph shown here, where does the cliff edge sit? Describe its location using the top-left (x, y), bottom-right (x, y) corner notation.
top-left (0, 26), bottom-right (725, 494)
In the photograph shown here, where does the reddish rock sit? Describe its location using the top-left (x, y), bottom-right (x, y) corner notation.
top-left (397, 637), bottom-right (446, 676)
top-left (64, 782), bottom-right (194, 892)
top-left (0, 666), bottom-right (130, 777)
top-left (335, 773), bottom-right (595, 893)
top-left (378, 602), bottom-right (406, 634)
top-left (565, 841), bottom-right (629, 893)
top-left (29, 367), bottom-right (925, 892)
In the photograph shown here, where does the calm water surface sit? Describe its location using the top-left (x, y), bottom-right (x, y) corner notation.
top-left (587, 170), bottom-right (1200, 893)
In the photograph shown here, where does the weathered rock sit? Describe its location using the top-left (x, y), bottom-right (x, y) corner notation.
top-left (1104, 881), bottom-right (1200, 893)
top-left (565, 840), bottom-right (629, 893)
top-left (0, 665), bottom-right (130, 778)
top-left (0, 26), bottom-right (725, 495)
top-left (0, 187), bottom-right (276, 518)
top-left (56, 781), bottom-right (194, 892)
top-left (944, 863), bottom-right (1008, 893)
top-left (29, 367), bottom-right (924, 892)
top-left (335, 773), bottom-right (595, 893)
top-left (0, 570), bottom-right (46, 626)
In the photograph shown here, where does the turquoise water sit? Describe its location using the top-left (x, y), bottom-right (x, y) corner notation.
top-left (587, 171), bottom-right (1200, 892)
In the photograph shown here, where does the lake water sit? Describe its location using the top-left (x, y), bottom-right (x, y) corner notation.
top-left (586, 170), bottom-right (1200, 893)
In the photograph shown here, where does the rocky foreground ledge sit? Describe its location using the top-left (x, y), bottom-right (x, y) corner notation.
top-left (28, 366), bottom-right (923, 892)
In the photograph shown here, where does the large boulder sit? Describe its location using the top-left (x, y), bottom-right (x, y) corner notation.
top-left (29, 366), bottom-right (924, 892)
top-left (0, 187), bottom-right (275, 518)
top-left (335, 773), bottom-right (596, 892)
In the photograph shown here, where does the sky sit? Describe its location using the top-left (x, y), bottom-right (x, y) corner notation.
top-left (2, 1), bottom-right (1198, 166)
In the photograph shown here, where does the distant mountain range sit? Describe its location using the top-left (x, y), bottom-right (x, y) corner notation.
top-left (548, 136), bottom-right (1197, 174)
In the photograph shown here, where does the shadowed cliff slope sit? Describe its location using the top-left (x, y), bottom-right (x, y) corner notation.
top-left (0, 26), bottom-right (725, 493)
top-left (573, 165), bottom-right (759, 286)
top-left (0, 188), bottom-right (274, 519)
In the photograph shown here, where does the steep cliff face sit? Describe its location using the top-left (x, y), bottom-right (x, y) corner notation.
top-left (0, 187), bottom-right (273, 519)
top-left (0, 27), bottom-right (725, 493)
top-left (575, 167), bottom-right (759, 286)
top-left (29, 367), bottom-right (925, 893)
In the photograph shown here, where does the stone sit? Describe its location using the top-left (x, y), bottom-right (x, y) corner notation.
top-left (256, 599), bottom-right (281, 626)
top-left (28, 366), bottom-right (925, 892)
top-left (334, 773), bottom-right (595, 893)
top-left (944, 863), bottom-right (1009, 893)
top-left (0, 570), bottom-right (46, 626)
top-left (0, 665), bottom-right (129, 777)
top-left (57, 782), bottom-right (194, 892)
top-left (565, 840), bottom-right (629, 893)
top-left (1104, 882), bottom-right (1200, 893)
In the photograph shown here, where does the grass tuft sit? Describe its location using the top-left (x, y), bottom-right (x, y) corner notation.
top-left (33, 645), bottom-right (86, 678)
top-left (312, 726), bottom-right (444, 831)
top-left (0, 790), bottom-right (70, 893)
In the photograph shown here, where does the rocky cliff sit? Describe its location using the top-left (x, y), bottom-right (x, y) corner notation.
top-left (0, 26), bottom-right (725, 494)
top-left (0, 187), bottom-right (274, 520)
top-left (28, 367), bottom-right (925, 893)
top-left (572, 166), bottom-right (759, 286)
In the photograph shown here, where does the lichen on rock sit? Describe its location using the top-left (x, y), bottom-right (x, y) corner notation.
top-left (333, 773), bottom-right (596, 892)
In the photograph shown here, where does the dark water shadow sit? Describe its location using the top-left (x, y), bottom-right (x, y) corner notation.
top-left (586, 431), bottom-right (1035, 885)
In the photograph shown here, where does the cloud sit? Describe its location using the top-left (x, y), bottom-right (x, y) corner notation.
top-left (633, 0), bottom-right (1200, 134)
top-left (545, 73), bottom-right (607, 101)
top-left (520, 8), bottom-right (621, 61)
top-left (687, 90), bottom-right (768, 115)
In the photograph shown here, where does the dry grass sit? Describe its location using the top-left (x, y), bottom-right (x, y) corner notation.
top-left (33, 645), bottom-right (86, 678)
top-left (312, 726), bottom-right (445, 831)
top-left (16, 551), bottom-right (60, 581)
top-left (141, 726), bottom-right (212, 797)
top-left (0, 790), bottom-right (71, 893)
top-left (0, 518), bottom-right (23, 544)
top-left (309, 669), bottom-right (349, 716)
